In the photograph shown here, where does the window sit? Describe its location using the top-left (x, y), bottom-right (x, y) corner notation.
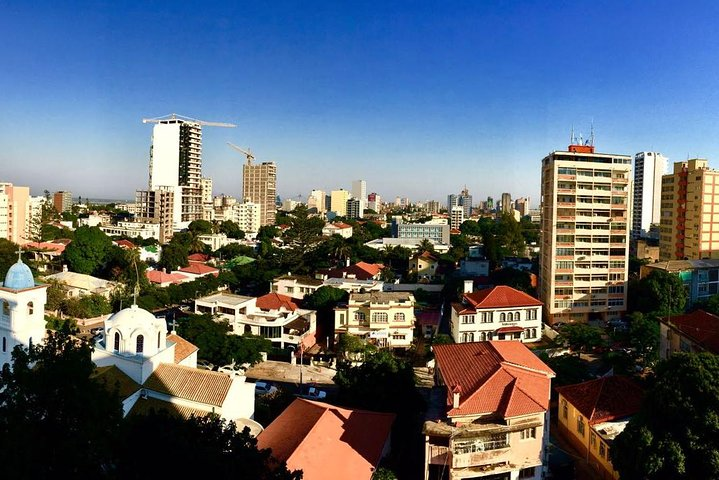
top-left (461, 314), bottom-right (475, 324)
top-left (354, 311), bottom-right (366, 321)
top-left (372, 312), bottom-right (388, 323)
top-left (394, 313), bottom-right (405, 322)
top-left (514, 312), bottom-right (521, 321)
top-left (599, 442), bottom-right (606, 458)
top-left (520, 427), bottom-right (536, 440)
top-left (577, 415), bottom-right (585, 436)
top-left (500, 313), bottom-right (506, 322)
top-left (339, 313), bottom-right (346, 325)
top-left (453, 433), bottom-right (508, 454)
top-left (479, 331), bottom-right (492, 341)
top-left (157, 331), bottom-right (161, 349)
top-left (27, 302), bottom-right (33, 315)
top-left (524, 328), bottom-right (537, 339)
top-left (561, 399), bottom-right (568, 419)
top-left (590, 432), bottom-right (597, 448)
top-left (461, 332), bottom-right (474, 342)
top-left (114, 332), bottom-right (120, 351)
top-left (519, 467), bottom-right (536, 479)
top-left (2, 302), bottom-right (8, 316)
top-left (285, 286), bottom-right (295, 293)
top-left (2, 336), bottom-right (5, 352)
top-left (480, 312), bottom-right (493, 323)
top-left (136, 335), bottom-right (144, 354)
top-left (391, 334), bottom-right (405, 340)
top-left (528, 309), bottom-right (537, 320)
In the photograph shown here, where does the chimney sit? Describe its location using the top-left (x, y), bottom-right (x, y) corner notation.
top-left (452, 385), bottom-right (462, 409)
top-left (62, 264), bottom-right (68, 273)
top-left (463, 279), bottom-right (473, 294)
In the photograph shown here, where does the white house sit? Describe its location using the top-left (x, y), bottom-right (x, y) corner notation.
top-left (44, 269), bottom-right (121, 299)
top-left (334, 292), bottom-right (416, 349)
top-left (322, 222), bottom-right (353, 238)
top-left (450, 282), bottom-right (543, 343)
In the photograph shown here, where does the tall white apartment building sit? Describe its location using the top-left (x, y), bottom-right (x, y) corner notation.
top-left (147, 118), bottom-right (204, 229)
top-left (242, 160), bottom-right (277, 227)
top-left (231, 201), bottom-right (261, 233)
top-left (0, 183), bottom-right (32, 245)
top-left (307, 189), bottom-right (326, 213)
top-left (367, 193), bottom-right (381, 213)
top-left (450, 205), bottom-right (464, 230)
top-left (351, 180), bottom-right (366, 216)
top-left (632, 152), bottom-right (667, 239)
top-left (540, 143), bottom-right (632, 325)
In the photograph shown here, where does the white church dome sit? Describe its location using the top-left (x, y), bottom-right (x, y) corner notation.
top-left (104, 304), bottom-right (168, 357)
top-left (106, 304), bottom-right (160, 329)
top-left (4, 259), bottom-right (35, 290)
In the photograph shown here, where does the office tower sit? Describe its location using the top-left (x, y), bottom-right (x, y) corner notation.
top-left (307, 190), bottom-right (326, 213)
top-left (501, 192), bottom-right (512, 214)
top-left (515, 197), bottom-right (530, 217)
top-left (659, 159), bottom-right (719, 260)
top-left (367, 192), bottom-right (381, 212)
top-left (351, 180), bottom-right (367, 215)
top-left (459, 187), bottom-right (472, 218)
top-left (540, 142), bottom-right (631, 325)
top-left (0, 183), bottom-right (32, 244)
top-left (53, 191), bottom-right (72, 214)
top-left (632, 152), bottom-right (667, 240)
top-left (447, 194), bottom-right (459, 212)
top-left (346, 198), bottom-right (361, 219)
top-left (242, 160), bottom-right (277, 227)
top-left (330, 189), bottom-right (350, 216)
top-left (486, 196), bottom-right (494, 212)
top-left (450, 205), bottom-right (465, 230)
top-left (135, 187), bottom-right (175, 244)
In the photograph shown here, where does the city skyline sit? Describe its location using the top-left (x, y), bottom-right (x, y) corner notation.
top-left (3, 1), bottom-right (719, 202)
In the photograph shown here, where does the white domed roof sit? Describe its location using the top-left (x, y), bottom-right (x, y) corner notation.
top-left (4, 259), bottom-right (35, 290)
top-left (106, 304), bottom-right (163, 330)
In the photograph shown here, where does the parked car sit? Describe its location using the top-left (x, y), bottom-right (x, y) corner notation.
top-left (218, 363), bottom-right (245, 375)
top-left (303, 386), bottom-right (327, 400)
top-left (197, 360), bottom-right (215, 371)
top-left (254, 381), bottom-right (278, 396)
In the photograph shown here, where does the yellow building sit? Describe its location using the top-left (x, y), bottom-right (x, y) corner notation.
top-left (330, 189), bottom-right (350, 217)
top-left (334, 292), bottom-right (415, 348)
top-left (409, 251), bottom-right (441, 281)
top-left (556, 376), bottom-right (643, 480)
top-left (659, 159), bottom-right (719, 260)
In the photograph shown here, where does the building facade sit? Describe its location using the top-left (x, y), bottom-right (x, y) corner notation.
top-left (53, 190), bottom-right (72, 213)
top-left (135, 187), bottom-right (175, 244)
top-left (334, 292), bottom-right (415, 349)
top-left (393, 219), bottom-right (450, 244)
top-left (632, 152), bottom-right (667, 240)
top-left (540, 144), bottom-right (631, 324)
top-left (307, 189), bottom-right (326, 213)
top-left (346, 198), bottom-right (362, 219)
top-left (0, 183), bottom-right (33, 245)
top-left (450, 205), bottom-right (464, 230)
top-left (230, 201), bottom-right (261, 233)
top-left (330, 189), bottom-right (350, 217)
top-left (351, 180), bottom-right (366, 216)
top-left (659, 159), bottom-right (719, 260)
top-left (242, 160), bottom-right (277, 227)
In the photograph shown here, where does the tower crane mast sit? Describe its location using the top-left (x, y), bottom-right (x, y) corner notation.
top-left (227, 142), bottom-right (255, 164)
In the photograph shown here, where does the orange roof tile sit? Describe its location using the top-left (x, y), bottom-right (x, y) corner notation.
top-left (129, 396), bottom-right (212, 420)
top-left (24, 241), bottom-right (66, 253)
top-left (256, 292), bottom-right (299, 312)
top-left (143, 364), bottom-right (232, 407)
top-left (146, 270), bottom-right (189, 284)
top-left (114, 239), bottom-right (137, 250)
top-left (556, 376), bottom-right (644, 425)
top-left (433, 341), bottom-right (554, 418)
top-left (188, 253), bottom-right (210, 263)
top-left (257, 399), bottom-right (395, 480)
top-left (178, 264), bottom-right (219, 275)
top-left (463, 285), bottom-right (542, 310)
top-left (167, 333), bottom-right (199, 364)
top-left (662, 309), bottom-right (719, 354)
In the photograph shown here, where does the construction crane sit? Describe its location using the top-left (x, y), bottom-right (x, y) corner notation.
top-left (142, 112), bottom-right (236, 128)
top-left (227, 142), bottom-right (255, 164)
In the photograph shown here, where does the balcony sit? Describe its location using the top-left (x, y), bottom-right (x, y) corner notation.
top-left (452, 446), bottom-right (512, 469)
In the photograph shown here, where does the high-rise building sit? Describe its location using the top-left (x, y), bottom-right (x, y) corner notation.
top-left (501, 192), bottom-right (512, 214)
top-left (53, 191), bottom-right (72, 214)
top-left (231, 201), bottom-right (261, 233)
top-left (632, 152), bottom-right (667, 240)
top-left (450, 205), bottom-right (465, 230)
top-left (351, 180), bottom-right (366, 215)
top-left (514, 197), bottom-right (530, 217)
top-left (659, 159), bottom-right (719, 260)
top-left (201, 177), bottom-right (214, 221)
top-left (346, 198), bottom-right (362, 219)
top-left (367, 192), bottom-right (381, 213)
top-left (424, 200), bottom-right (441, 215)
top-left (459, 187), bottom-right (472, 218)
top-left (486, 196), bottom-right (494, 212)
top-left (147, 119), bottom-right (205, 229)
top-left (307, 190), bottom-right (326, 213)
top-left (540, 143), bottom-right (631, 325)
top-left (330, 189), bottom-right (350, 216)
top-left (135, 187), bottom-right (175, 244)
top-left (0, 183), bottom-right (32, 245)
top-left (447, 194), bottom-right (459, 212)
top-left (242, 160), bottom-right (277, 227)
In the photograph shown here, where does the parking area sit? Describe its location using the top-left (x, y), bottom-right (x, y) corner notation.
top-left (243, 359), bottom-right (337, 386)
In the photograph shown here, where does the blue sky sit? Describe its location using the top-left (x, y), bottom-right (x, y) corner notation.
top-left (2, 1), bottom-right (719, 205)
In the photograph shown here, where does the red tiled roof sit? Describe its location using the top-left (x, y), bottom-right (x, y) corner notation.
top-left (114, 239), bottom-right (136, 250)
top-left (25, 241), bottom-right (66, 254)
top-left (464, 285), bottom-right (542, 310)
top-left (257, 399), bottom-right (395, 480)
top-left (167, 333), bottom-right (199, 364)
top-left (178, 264), bottom-right (219, 275)
top-left (324, 262), bottom-right (385, 280)
top-left (188, 253), bottom-right (210, 263)
top-left (330, 222), bottom-right (353, 229)
top-left (663, 309), bottom-right (719, 354)
top-left (555, 376), bottom-right (644, 425)
top-left (433, 341), bottom-right (555, 418)
top-left (496, 326), bottom-right (524, 333)
top-left (256, 292), bottom-right (298, 312)
top-left (414, 251), bottom-right (438, 261)
top-left (416, 310), bottom-right (441, 326)
top-left (146, 270), bottom-right (189, 285)
top-left (143, 364), bottom-right (232, 407)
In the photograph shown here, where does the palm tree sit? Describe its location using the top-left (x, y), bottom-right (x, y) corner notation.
top-left (416, 239), bottom-right (435, 255)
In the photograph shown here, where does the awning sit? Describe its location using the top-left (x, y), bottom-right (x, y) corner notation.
top-left (496, 326), bottom-right (524, 334)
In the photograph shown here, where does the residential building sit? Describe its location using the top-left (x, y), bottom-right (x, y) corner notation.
top-left (330, 189), bottom-right (350, 217)
top-left (409, 251), bottom-right (441, 281)
top-left (145, 269), bottom-right (190, 287)
top-left (451, 283), bottom-right (542, 343)
top-left (322, 222), bottom-right (353, 238)
top-left (659, 159), bottom-right (719, 260)
top-left (0, 257), bottom-right (48, 370)
top-left (271, 274), bottom-right (325, 299)
top-left (201, 176), bottom-right (214, 220)
top-left (424, 200), bottom-right (441, 214)
top-left (0, 183), bottom-right (33, 244)
top-left (459, 246), bottom-right (490, 277)
top-left (307, 189), bottom-right (326, 213)
top-left (27, 196), bottom-right (44, 242)
top-left (393, 218), bottom-right (450, 244)
top-left (135, 186), bottom-right (174, 243)
top-left (176, 263), bottom-right (219, 280)
top-left (450, 205), bottom-right (464, 230)
top-left (24, 240), bottom-right (66, 272)
top-left (351, 179), bottom-right (367, 215)
top-left (334, 292), bottom-right (415, 349)
top-left (539, 143), bottom-right (632, 324)
top-left (486, 196), bottom-right (494, 212)
top-left (632, 152), bottom-right (667, 239)
top-left (195, 292), bottom-right (317, 350)
top-left (424, 342), bottom-right (555, 480)
top-left (346, 197), bottom-right (362, 219)
top-left (364, 237), bottom-right (451, 254)
top-left (659, 309), bottom-right (719, 359)
top-left (556, 376), bottom-right (643, 480)
top-left (44, 269), bottom-right (121, 299)
top-left (242, 159), bottom-right (277, 227)
top-left (321, 261), bottom-right (385, 281)
top-left (367, 192), bottom-right (381, 213)
top-left (515, 197), bottom-right (530, 217)
top-left (636, 239), bottom-right (660, 263)
top-left (231, 201), bottom-right (261, 233)
top-left (281, 198), bottom-right (300, 212)
top-left (501, 192), bottom-right (513, 214)
top-left (99, 221), bottom-right (161, 241)
top-left (257, 399), bottom-right (395, 480)
top-left (147, 118), bottom-right (205, 229)
top-left (638, 259), bottom-right (719, 307)
top-left (53, 190), bottom-right (72, 213)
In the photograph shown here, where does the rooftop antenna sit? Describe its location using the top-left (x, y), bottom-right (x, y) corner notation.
top-left (570, 125), bottom-right (575, 144)
top-left (590, 120), bottom-right (595, 146)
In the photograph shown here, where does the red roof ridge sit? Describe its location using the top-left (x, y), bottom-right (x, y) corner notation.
top-left (503, 375), bottom-right (546, 415)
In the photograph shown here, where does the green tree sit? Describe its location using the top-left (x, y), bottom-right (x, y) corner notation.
top-left (303, 287), bottom-right (349, 345)
top-left (416, 238), bottom-right (435, 255)
top-left (188, 220), bottom-right (214, 236)
top-left (556, 323), bottom-right (606, 355)
top-left (489, 267), bottom-right (533, 294)
top-left (611, 353), bottom-right (719, 480)
top-left (627, 312), bottom-right (660, 366)
top-left (0, 239), bottom-right (20, 279)
top-left (628, 270), bottom-right (687, 315)
top-left (61, 226), bottom-right (113, 275)
top-left (61, 293), bottom-right (113, 319)
top-left (158, 241), bottom-right (189, 272)
top-left (0, 330), bottom-right (123, 477)
top-left (44, 278), bottom-right (66, 312)
top-left (495, 212), bottom-right (527, 258)
top-left (336, 334), bottom-right (375, 361)
top-left (218, 220), bottom-right (245, 239)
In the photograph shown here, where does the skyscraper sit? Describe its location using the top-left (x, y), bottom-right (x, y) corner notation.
top-left (0, 183), bottom-right (32, 244)
top-left (501, 192), bottom-right (512, 214)
top-left (307, 189), bottom-right (326, 213)
top-left (53, 191), bottom-right (72, 214)
top-left (659, 159), bottom-right (719, 260)
top-left (632, 152), bottom-right (667, 239)
top-left (330, 189), bottom-right (350, 216)
top-left (540, 142), bottom-right (631, 324)
top-left (351, 180), bottom-right (366, 216)
top-left (242, 160), bottom-right (277, 227)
